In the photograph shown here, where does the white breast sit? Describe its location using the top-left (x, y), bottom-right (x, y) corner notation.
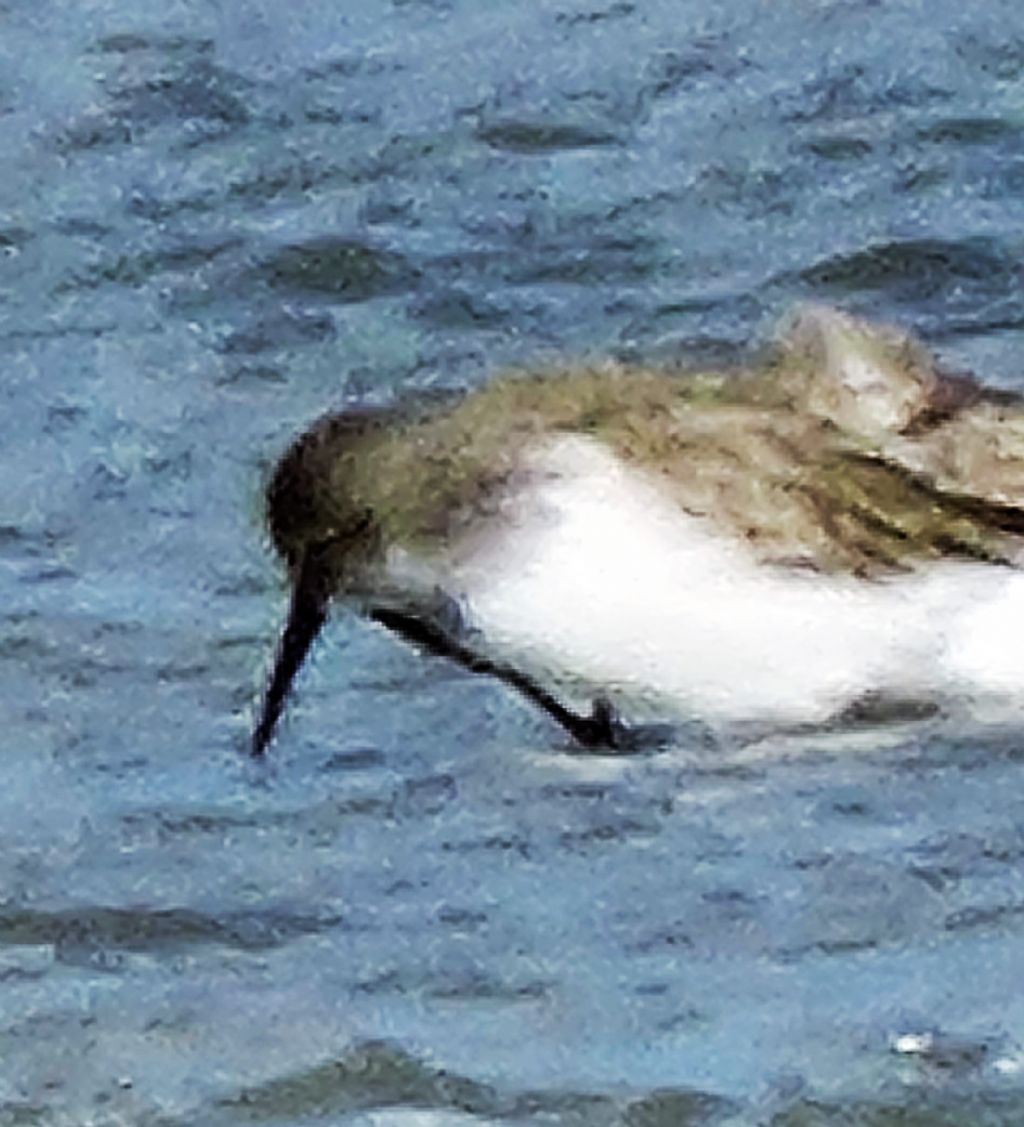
top-left (392, 434), bottom-right (1024, 730)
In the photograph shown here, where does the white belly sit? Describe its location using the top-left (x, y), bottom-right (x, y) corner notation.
top-left (390, 435), bottom-right (1024, 728)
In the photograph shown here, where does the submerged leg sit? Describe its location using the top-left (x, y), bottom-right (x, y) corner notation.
top-left (368, 606), bottom-right (672, 752)
top-left (252, 547), bottom-right (333, 757)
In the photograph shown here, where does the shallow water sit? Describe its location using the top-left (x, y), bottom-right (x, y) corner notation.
top-left (6, 1), bottom-right (1024, 1123)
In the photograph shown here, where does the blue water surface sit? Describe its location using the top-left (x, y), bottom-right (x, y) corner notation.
top-left (5, 1), bottom-right (1024, 1123)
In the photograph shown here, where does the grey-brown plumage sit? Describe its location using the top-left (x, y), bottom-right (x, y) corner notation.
top-left (251, 306), bottom-right (1024, 756)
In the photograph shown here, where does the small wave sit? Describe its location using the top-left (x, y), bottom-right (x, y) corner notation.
top-left (214, 1040), bottom-right (735, 1126)
top-left (791, 237), bottom-right (1017, 300)
top-left (252, 237), bottom-right (419, 302)
top-left (0, 903), bottom-right (341, 959)
top-left (476, 119), bottom-right (620, 153)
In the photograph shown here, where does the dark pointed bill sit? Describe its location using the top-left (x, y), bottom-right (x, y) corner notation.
top-left (251, 548), bottom-right (333, 757)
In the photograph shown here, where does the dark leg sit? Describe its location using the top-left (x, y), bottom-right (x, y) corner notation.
top-left (252, 547), bottom-right (333, 757)
top-left (369, 607), bottom-right (672, 752)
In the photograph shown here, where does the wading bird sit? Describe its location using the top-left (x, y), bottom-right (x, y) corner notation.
top-left (252, 306), bottom-right (1024, 757)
